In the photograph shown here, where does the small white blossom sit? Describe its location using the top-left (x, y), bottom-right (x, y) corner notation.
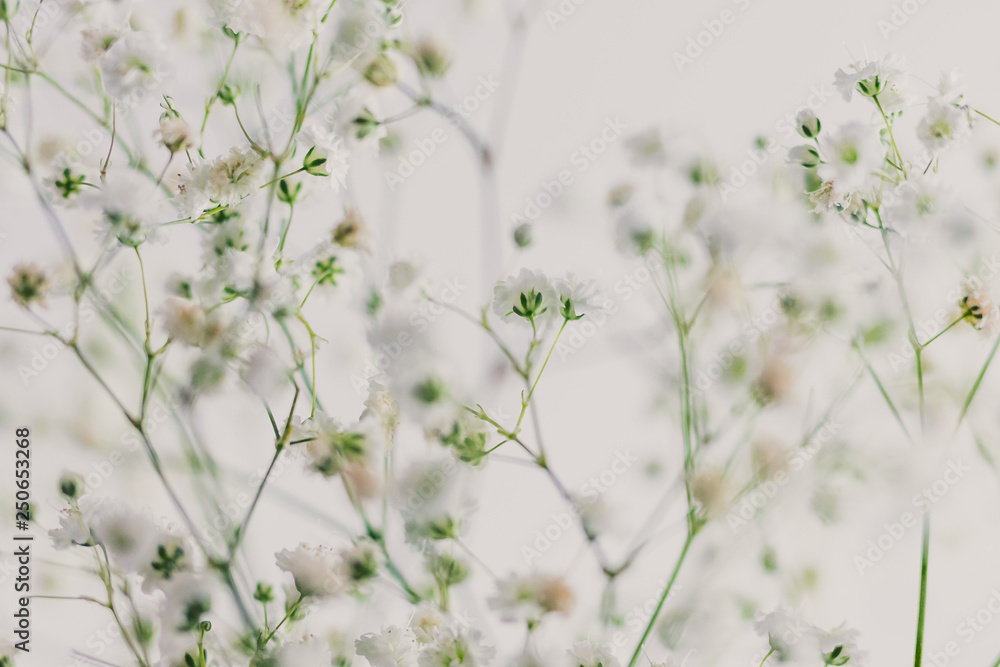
top-left (567, 640), bottom-right (620, 667)
top-left (299, 124), bottom-right (351, 190)
top-left (917, 99), bottom-right (971, 153)
top-left (492, 269), bottom-right (559, 328)
top-left (276, 543), bottom-right (348, 598)
top-left (418, 624), bottom-right (495, 667)
top-left (355, 625), bottom-right (419, 667)
top-left (101, 31), bottom-right (166, 101)
top-left (817, 123), bottom-right (884, 192)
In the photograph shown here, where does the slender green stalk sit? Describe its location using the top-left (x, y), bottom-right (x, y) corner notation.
top-left (758, 648), bottom-right (775, 667)
top-left (626, 532), bottom-right (694, 667)
top-left (914, 512), bottom-right (930, 667)
top-left (956, 333), bottom-right (1000, 427)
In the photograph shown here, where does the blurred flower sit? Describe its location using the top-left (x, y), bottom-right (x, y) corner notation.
top-left (567, 640), bottom-right (620, 667)
top-left (8, 263), bottom-right (49, 307)
top-left (492, 269), bottom-right (559, 328)
top-left (275, 543), bottom-right (348, 598)
top-left (300, 124), bottom-right (350, 190)
top-left (101, 31), bottom-right (165, 101)
top-left (488, 573), bottom-right (575, 624)
top-left (356, 625), bottom-right (419, 667)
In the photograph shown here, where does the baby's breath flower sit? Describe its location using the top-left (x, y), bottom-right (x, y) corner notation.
top-left (492, 269), bottom-right (559, 327)
top-left (834, 53), bottom-right (908, 111)
top-left (276, 543), bottom-right (349, 598)
top-left (413, 37), bottom-right (451, 78)
top-left (101, 31), bottom-right (166, 101)
top-left (299, 124), bottom-right (351, 190)
top-left (157, 113), bottom-right (199, 153)
top-left (8, 262), bottom-right (50, 307)
top-left (917, 99), bottom-right (971, 153)
top-left (817, 123), bottom-right (883, 192)
top-left (355, 625), bottom-right (419, 667)
top-left (553, 276), bottom-right (602, 321)
top-left (418, 624), bottom-right (495, 667)
top-left (333, 208), bottom-right (367, 248)
top-left (488, 573), bottom-right (575, 624)
top-left (80, 24), bottom-right (121, 62)
top-left (567, 640), bottom-right (620, 667)
top-left (206, 147), bottom-right (267, 206)
top-left (959, 280), bottom-right (999, 335)
top-left (87, 170), bottom-right (163, 246)
top-left (271, 638), bottom-right (334, 667)
top-left (362, 52), bottom-right (399, 87)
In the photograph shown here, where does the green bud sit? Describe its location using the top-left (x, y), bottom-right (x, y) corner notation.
top-left (363, 53), bottom-right (398, 87)
top-left (217, 83), bottom-right (238, 106)
top-left (788, 144), bottom-right (821, 169)
top-left (513, 223), bottom-right (532, 248)
top-left (277, 178), bottom-right (301, 205)
top-left (59, 472), bottom-right (83, 500)
top-left (796, 109), bottom-right (821, 139)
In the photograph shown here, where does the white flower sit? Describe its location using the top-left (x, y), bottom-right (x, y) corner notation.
top-left (355, 625), bottom-right (419, 667)
top-left (753, 605), bottom-right (818, 660)
top-left (160, 572), bottom-right (212, 634)
top-left (273, 638), bottom-right (334, 667)
top-left (160, 297), bottom-right (208, 346)
top-left (157, 114), bottom-right (199, 153)
top-left (959, 280), bottom-right (999, 335)
top-left (817, 123), bottom-right (884, 192)
top-left (411, 603), bottom-right (447, 643)
top-left (49, 499), bottom-right (99, 549)
top-left (209, 0), bottom-right (322, 48)
top-left (553, 276), bottom-right (603, 320)
top-left (935, 69), bottom-right (965, 106)
top-left (205, 147), bottom-right (267, 207)
top-left (418, 624), bottom-right (495, 667)
top-left (101, 31), bottom-right (166, 101)
top-left (567, 640), bottom-right (620, 667)
top-left (90, 504), bottom-right (158, 573)
top-left (816, 624), bottom-right (865, 666)
top-left (917, 99), bottom-right (970, 153)
top-left (808, 180), bottom-right (852, 215)
top-left (488, 573), bottom-right (575, 623)
top-left (276, 543), bottom-right (348, 598)
top-left (80, 24), bottom-right (122, 61)
top-left (299, 124), bottom-right (350, 190)
top-left (87, 170), bottom-right (163, 246)
top-left (395, 457), bottom-right (473, 544)
top-left (883, 176), bottom-right (953, 229)
top-left (834, 53), bottom-right (908, 112)
top-left (492, 269), bottom-right (559, 327)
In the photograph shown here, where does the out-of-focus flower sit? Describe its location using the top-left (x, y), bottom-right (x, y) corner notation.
top-left (817, 123), bottom-right (884, 192)
top-left (8, 263), bottom-right (49, 307)
top-left (492, 269), bottom-right (559, 328)
top-left (418, 624), bottom-right (494, 667)
top-left (834, 53), bottom-right (908, 111)
top-left (959, 280), bottom-right (999, 335)
top-left (87, 170), bottom-right (164, 246)
top-left (275, 543), bottom-right (348, 598)
top-left (488, 573), bottom-right (575, 624)
top-left (567, 640), bottom-right (620, 667)
top-left (355, 625), bottom-right (419, 667)
top-left (917, 99), bottom-right (971, 153)
top-left (157, 113), bottom-right (199, 153)
top-left (101, 31), bottom-right (166, 101)
top-left (299, 124), bottom-right (350, 190)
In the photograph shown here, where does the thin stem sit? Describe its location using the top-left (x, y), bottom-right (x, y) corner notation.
top-left (956, 333), bottom-right (1000, 428)
top-left (874, 95), bottom-right (906, 177)
top-left (758, 647), bottom-right (775, 667)
top-left (914, 512), bottom-right (930, 667)
top-left (626, 532), bottom-right (694, 667)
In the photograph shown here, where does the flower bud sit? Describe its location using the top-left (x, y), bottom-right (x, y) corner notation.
top-left (363, 53), bottom-right (398, 87)
top-left (788, 144), bottom-right (821, 169)
top-left (414, 38), bottom-right (451, 78)
top-left (513, 222), bottom-right (532, 248)
top-left (796, 109), bottom-right (821, 138)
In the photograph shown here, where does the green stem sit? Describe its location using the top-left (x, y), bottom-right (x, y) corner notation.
top-left (956, 333), bottom-right (1000, 427)
top-left (874, 95), bottom-right (906, 177)
top-left (759, 647), bottom-right (775, 667)
top-left (914, 512), bottom-right (930, 667)
top-left (626, 532), bottom-right (694, 667)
